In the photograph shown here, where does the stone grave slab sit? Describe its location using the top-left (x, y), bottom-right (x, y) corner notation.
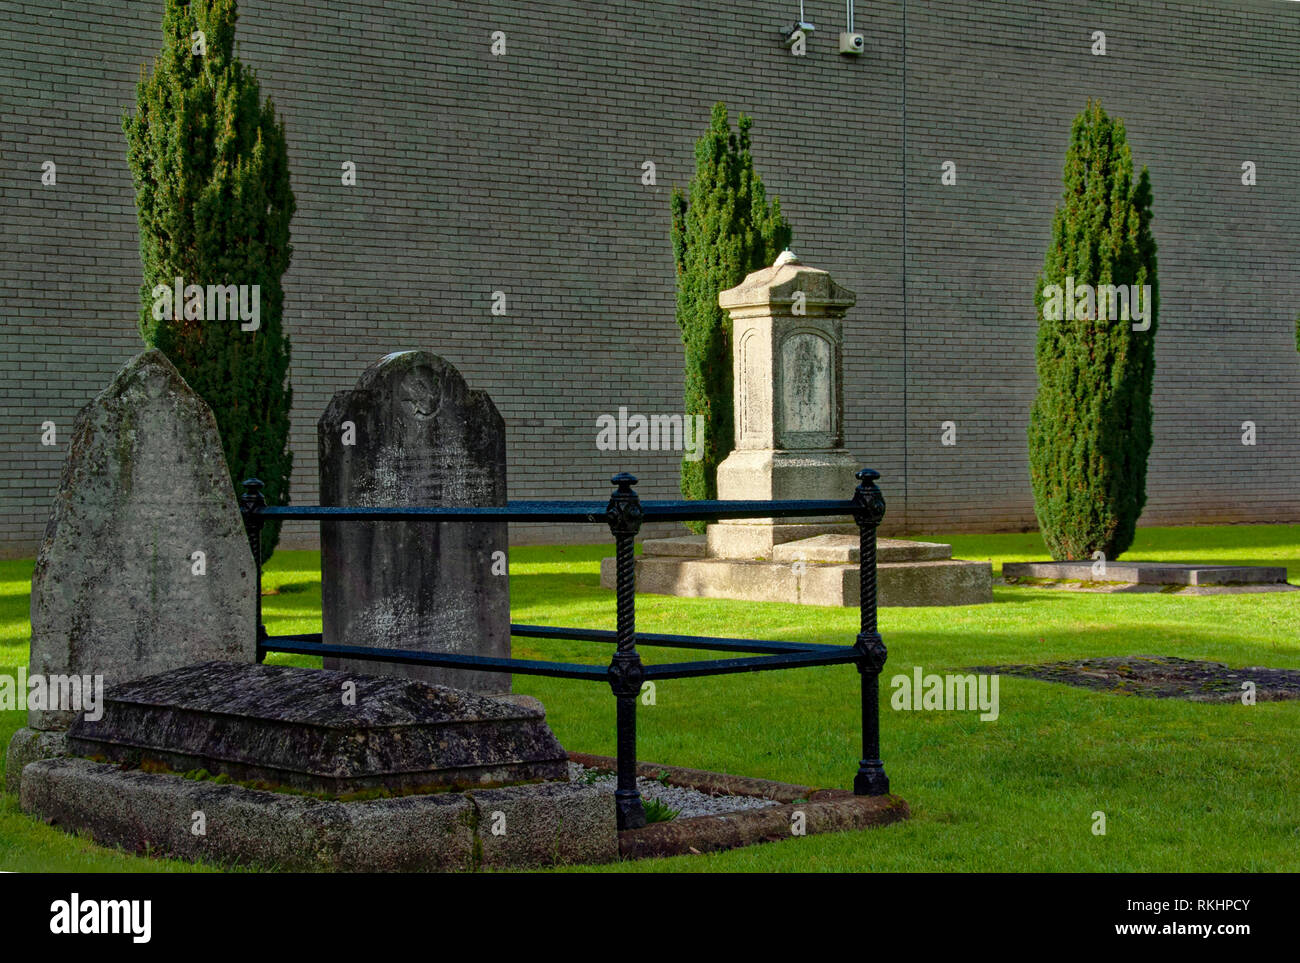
top-left (1002, 560), bottom-right (1289, 586)
top-left (968, 656), bottom-right (1300, 702)
top-left (67, 661), bottom-right (567, 795)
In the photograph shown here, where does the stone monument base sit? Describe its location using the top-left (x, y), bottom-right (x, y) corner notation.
top-left (18, 752), bottom-right (909, 870)
top-left (714, 448), bottom-right (861, 521)
top-left (20, 756), bottom-right (614, 871)
top-left (17, 661), bottom-right (611, 869)
top-left (602, 531), bottom-right (993, 607)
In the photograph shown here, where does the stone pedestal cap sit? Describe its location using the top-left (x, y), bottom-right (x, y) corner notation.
top-left (717, 252), bottom-right (857, 454)
top-left (718, 250), bottom-right (857, 319)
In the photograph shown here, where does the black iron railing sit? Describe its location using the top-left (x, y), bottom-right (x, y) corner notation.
top-left (239, 469), bottom-right (891, 830)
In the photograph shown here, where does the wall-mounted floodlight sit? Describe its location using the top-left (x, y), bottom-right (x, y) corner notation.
top-left (780, 1), bottom-right (815, 46)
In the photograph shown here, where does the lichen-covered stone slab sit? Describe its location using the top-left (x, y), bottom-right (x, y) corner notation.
top-left (21, 757), bottom-right (479, 872)
top-left (28, 349), bottom-right (255, 729)
top-left (3, 727), bottom-right (67, 794)
top-left (21, 756), bottom-right (616, 871)
top-left (319, 351), bottom-right (509, 693)
top-left (67, 661), bottom-right (567, 794)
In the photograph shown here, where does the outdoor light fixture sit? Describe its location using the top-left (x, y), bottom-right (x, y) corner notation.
top-left (840, 0), bottom-right (865, 54)
top-left (780, 0), bottom-right (815, 45)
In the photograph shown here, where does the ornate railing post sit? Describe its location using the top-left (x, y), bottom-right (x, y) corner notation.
top-left (240, 478), bottom-right (269, 664)
top-left (605, 472), bottom-right (646, 830)
top-left (852, 468), bottom-right (890, 796)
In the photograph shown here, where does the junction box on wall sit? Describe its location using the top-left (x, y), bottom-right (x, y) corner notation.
top-left (840, 0), bottom-right (865, 54)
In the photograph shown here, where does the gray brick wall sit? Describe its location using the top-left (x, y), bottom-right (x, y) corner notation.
top-left (1, 0), bottom-right (1297, 557)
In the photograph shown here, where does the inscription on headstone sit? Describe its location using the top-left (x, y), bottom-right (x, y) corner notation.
top-left (780, 332), bottom-right (833, 436)
top-left (319, 351), bottom-right (510, 693)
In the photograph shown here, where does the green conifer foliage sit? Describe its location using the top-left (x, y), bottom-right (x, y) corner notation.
top-left (1029, 101), bottom-right (1159, 560)
top-left (671, 103), bottom-right (791, 531)
top-left (124, 0), bottom-right (294, 560)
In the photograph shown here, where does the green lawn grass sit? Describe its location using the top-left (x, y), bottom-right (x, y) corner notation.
top-left (2, 525), bottom-right (1298, 872)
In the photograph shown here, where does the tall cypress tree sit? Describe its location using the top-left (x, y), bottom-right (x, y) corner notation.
top-left (124, 0), bottom-right (294, 560)
top-left (671, 103), bottom-right (791, 530)
top-left (1029, 100), bottom-right (1158, 561)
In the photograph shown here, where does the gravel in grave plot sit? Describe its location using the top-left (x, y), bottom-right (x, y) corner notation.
top-left (967, 655), bottom-right (1300, 703)
top-left (567, 762), bottom-right (780, 818)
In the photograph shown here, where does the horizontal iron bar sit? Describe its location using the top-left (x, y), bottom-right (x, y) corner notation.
top-left (247, 498), bottom-right (863, 523)
top-left (510, 623), bottom-right (842, 654)
top-left (260, 635), bottom-right (857, 680)
top-left (256, 628), bottom-right (839, 656)
top-left (253, 501), bottom-right (610, 523)
top-left (642, 648), bottom-right (861, 679)
top-left (639, 499), bottom-right (859, 522)
top-left (260, 637), bottom-right (608, 681)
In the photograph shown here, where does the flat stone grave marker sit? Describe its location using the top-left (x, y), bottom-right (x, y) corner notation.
top-left (69, 661), bottom-right (567, 795)
top-left (968, 656), bottom-right (1300, 703)
top-left (1002, 560), bottom-right (1291, 590)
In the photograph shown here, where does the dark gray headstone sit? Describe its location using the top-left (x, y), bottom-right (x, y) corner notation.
top-left (28, 349), bottom-right (256, 729)
top-left (319, 351), bottom-right (510, 692)
top-left (67, 662), bottom-right (567, 795)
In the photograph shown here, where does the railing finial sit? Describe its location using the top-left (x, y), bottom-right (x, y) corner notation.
top-left (240, 477), bottom-right (266, 512)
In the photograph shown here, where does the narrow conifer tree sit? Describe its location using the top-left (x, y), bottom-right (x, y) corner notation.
top-left (671, 103), bottom-right (791, 530)
top-left (124, 0), bottom-right (294, 560)
top-left (1029, 100), bottom-right (1158, 560)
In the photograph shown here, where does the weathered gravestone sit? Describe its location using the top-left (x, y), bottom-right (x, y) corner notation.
top-left (319, 351), bottom-right (510, 693)
top-left (26, 349), bottom-right (257, 730)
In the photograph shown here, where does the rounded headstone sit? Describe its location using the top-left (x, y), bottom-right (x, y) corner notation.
top-left (318, 351), bottom-right (510, 693)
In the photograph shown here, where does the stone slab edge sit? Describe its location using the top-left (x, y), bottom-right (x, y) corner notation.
top-left (1002, 561), bottom-right (1288, 586)
top-left (4, 728), bottom-right (67, 795)
top-left (568, 752), bottom-right (909, 860)
top-left (20, 757), bottom-right (616, 871)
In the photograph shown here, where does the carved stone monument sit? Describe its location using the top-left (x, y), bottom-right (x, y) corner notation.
top-left (319, 351), bottom-right (510, 693)
top-left (709, 249), bottom-right (861, 558)
top-left (601, 254), bottom-right (993, 607)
